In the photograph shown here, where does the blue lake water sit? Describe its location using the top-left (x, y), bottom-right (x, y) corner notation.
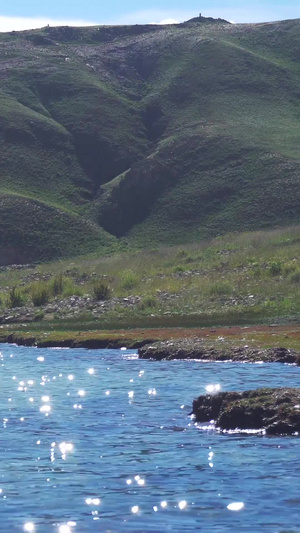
top-left (0, 344), bottom-right (300, 533)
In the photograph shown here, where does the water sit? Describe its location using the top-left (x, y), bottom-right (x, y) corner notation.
top-left (0, 344), bottom-right (300, 533)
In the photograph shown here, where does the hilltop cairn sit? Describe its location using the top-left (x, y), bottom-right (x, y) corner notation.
top-left (182, 13), bottom-right (230, 24)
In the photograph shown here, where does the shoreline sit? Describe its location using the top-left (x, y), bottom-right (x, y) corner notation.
top-left (138, 339), bottom-right (300, 364)
top-left (1, 323), bottom-right (300, 358)
top-left (0, 332), bottom-right (153, 350)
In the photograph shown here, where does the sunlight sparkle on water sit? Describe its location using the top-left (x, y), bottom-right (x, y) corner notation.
top-left (39, 405), bottom-right (51, 414)
top-left (131, 506), bottom-right (139, 514)
top-left (178, 500), bottom-right (187, 510)
top-left (41, 396), bottom-right (50, 402)
top-left (227, 502), bottom-right (245, 511)
top-left (205, 384), bottom-right (221, 394)
top-left (78, 390), bottom-right (85, 397)
top-left (68, 375), bottom-right (74, 381)
top-left (87, 368), bottom-right (95, 375)
top-left (59, 442), bottom-right (74, 459)
top-left (24, 523), bottom-right (35, 532)
top-left (86, 497), bottom-right (101, 505)
top-left (58, 525), bottom-right (72, 533)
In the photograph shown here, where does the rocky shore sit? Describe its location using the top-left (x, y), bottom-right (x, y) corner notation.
top-left (192, 388), bottom-right (300, 434)
top-left (138, 338), bottom-right (300, 364)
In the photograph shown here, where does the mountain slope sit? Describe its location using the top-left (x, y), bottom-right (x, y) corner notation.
top-left (1, 18), bottom-right (300, 263)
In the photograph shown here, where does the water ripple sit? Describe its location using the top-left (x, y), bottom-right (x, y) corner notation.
top-left (0, 345), bottom-right (299, 532)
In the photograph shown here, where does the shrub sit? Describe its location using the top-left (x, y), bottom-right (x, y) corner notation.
top-left (33, 311), bottom-right (44, 322)
top-left (176, 249), bottom-right (187, 259)
top-left (50, 273), bottom-right (64, 296)
top-left (282, 261), bottom-right (297, 276)
top-left (268, 261), bottom-right (282, 276)
top-left (138, 295), bottom-right (157, 310)
top-left (92, 281), bottom-right (111, 301)
top-left (119, 270), bottom-right (139, 291)
top-left (251, 264), bottom-right (262, 279)
top-left (62, 279), bottom-right (84, 297)
top-left (288, 268), bottom-right (300, 284)
top-left (173, 265), bottom-right (185, 273)
top-left (208, 281), bottom-right (233, 296)
top-left (6, 286), bottom-right (24, 308)
top-left (184, 255), bottom-right (196, 264)
top-left (31, 282), bottom-right (50, 307)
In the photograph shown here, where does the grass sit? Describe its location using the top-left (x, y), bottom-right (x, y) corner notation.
top-left (1, 225), bottom-right (300, 328)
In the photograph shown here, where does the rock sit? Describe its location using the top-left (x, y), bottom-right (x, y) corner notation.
top-left (138, 339), bottom-right (300, 365)
top-left (192, 388), bottom-right (300, 434)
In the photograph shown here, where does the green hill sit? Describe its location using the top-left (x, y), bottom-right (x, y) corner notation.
top-left (1, 17), bottom-right (300, 263)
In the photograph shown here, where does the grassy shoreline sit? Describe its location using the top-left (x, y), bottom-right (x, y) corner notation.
top-left (2, 322), bottom-right (300, 351)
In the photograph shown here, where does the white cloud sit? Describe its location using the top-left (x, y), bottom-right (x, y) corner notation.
top-left (0, 16), bottom-right (96, 33)
top-left (110, 9), bottom-right (195, 26)
top-left (149, 18), bottom-right (180, 25)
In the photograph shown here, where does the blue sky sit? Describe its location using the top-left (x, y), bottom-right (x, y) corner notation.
top-left (1, 0), bottom-right (300, 31)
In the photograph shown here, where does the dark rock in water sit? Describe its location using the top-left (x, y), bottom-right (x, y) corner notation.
top-left (192, 388), bottom-right (300, 435)
top-left (138, 339), bottom-right (300, 365)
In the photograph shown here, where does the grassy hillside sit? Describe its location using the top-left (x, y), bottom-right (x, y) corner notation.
top-left (0, 194), bottom-right (117, 265)
top-left (1, 225), bottom-right (300, 330)
top-left (1, 18), bottom-right (300, 262)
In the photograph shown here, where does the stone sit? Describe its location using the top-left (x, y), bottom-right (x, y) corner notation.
top-left (192, 388), bottom-right (300, 434)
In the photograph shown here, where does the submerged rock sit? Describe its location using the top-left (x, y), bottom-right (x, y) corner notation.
top-left (138, 339), bottom-right (300, 365)
top-left (192, 388), bottom-right (300, 434)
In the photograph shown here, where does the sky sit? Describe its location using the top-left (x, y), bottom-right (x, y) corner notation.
top-left (1, 0), bottom-right (300, 32)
